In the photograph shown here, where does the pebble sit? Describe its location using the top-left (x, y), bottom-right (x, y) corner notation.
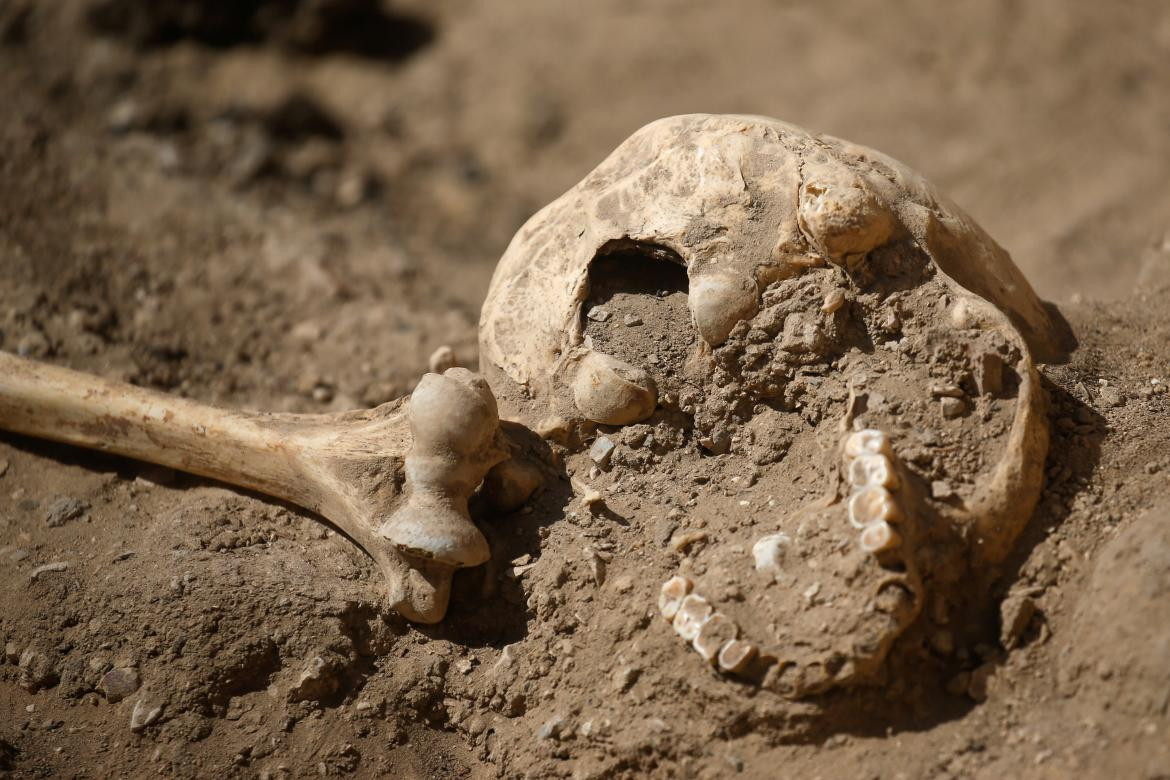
top-left (538, 715), bottom-right (566, 740)
top-left (5, 641), bottom-right (20, 664)
top-left (940, 397), bottom-right (967, 419)
top-left (1000, 594), bottom-right (1037, 650)
top-left (428, 345), bottom-right (458, 374)
top-left (931, 481), bottom-right (955, 500)
top-left (589, 436), bottom-right (616, 468)
top-left (1097, 386), bottom-right (1125, 409)
top-left (821, 289), bottom-right (846, 314)
top-left (0, 458), bottom-right (8, 478)
top-left (623, 314), bottom-right (643, 327)
top-left (30, 562), bottom-right (69, 580)
top-left (129, 695), bottom-right (165, 732)
top-left (44, 497), bottom-right (88, 528)
top-left (586, 307), bottom-right (611, 323)
top-left (101, 667), bottom-right (142, 703)
top-left (18, 649), bottom-right (56, 692)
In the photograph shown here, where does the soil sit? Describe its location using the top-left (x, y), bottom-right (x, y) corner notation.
top-left (2, 1), bottom-right (1170, 778)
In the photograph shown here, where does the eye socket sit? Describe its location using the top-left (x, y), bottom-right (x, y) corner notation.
top-left (580, 241), bottom-right (692, 399)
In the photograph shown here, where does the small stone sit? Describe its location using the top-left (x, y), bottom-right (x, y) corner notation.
top-left (30, 562), bottom-right (69, 580)
top-left (586, 307), bottom-right (611, 323)
top-left (946, 671), bottom-right (970, 697)
top-left (311, 384), bottom-right (334, 404)
top-left (1097, 386), bottom-right (1125, 409)
top-left (967, 663), bottom-right (994, 702)
top-left (44, 497), bottom-right (88, 528)
top-left (0, 458), bottom-right (8, 477)
top-left (288, 655), bottom-right (344, 703)
top-left (931, 384), bottom-right (964, 398)
top-left (821, 289), bottom-right (846, 314)
top-left (101, 667), bottom-right (142, 703)
top-left (130, 695), bottom-right (166, 732)
top-left (940, 397), bottom-right (966, 419)
top-left (428, 345), bottom-right (458, 374)
top-left (589, 436), bottom-right (616, 468)
top-left (611, 665), bottom-right (640, 693)
top-left (5, 641), bottom-right (20, 664)
top-left (1000, 594), bottom-right (1037, 650)
top-left (538, 715), bottom-right (566, 741)
top-left (931, 481), bottom-right (954, 500)
top-left (623, 314), bottom-right (643, 327)
top-left (18, 649), bottom-right (57, 692)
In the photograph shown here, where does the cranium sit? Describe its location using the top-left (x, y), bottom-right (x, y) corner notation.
top-left (480, 114), bottom-right (1059, 696)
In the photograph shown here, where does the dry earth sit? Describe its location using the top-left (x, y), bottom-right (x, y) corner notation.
top-left (2, 1), bottom-right (1170, 777)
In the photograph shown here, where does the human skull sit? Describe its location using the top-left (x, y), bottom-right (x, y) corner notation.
top-left (479, 114), bottom-right (1059, 696)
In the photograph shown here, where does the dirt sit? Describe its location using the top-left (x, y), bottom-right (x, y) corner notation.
top-left (2, 1), bottom-right (1170, 778)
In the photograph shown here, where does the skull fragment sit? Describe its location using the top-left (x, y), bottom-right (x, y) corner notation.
top-left (479, 114), bottom-right (1060, 697)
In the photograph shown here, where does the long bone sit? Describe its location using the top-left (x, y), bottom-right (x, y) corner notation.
top-left (0, 351), bottom-right (511, 623)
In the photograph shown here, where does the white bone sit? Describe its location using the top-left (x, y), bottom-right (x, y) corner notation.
top-left (0, 353), bottom-right (512, 624)
top-left (859, 519), bottom-right (901, 554)
top-left (717, 639), bottom-right (757, 674)
top-left (752, 533), bottom-right (790, 577)
top-left (843, 429), bottom-right (892, 462)
top-left (848, 485), bottom-right (903, 529)
top-left (672, 593), bottom-right (712, 641)
top-left (572, 351), bottom-right (657, 426)
top-left (693, 613), bottom-right (738, 663)
top-left (848, 453), bottom-right (899, 490)
top-left (658, 575), bottom-right (694, 620)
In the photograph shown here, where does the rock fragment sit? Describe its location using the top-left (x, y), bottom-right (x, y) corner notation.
top-left (44, 497), bottom-right (87, 528)
top-left (1000, 593), bottom-right (1037, 650)
top-left (589, 436), bottom-right (616, 469)
top-left (18, 649), bottom-right (57, 692)
top-left (101, 667), bottom-right (142, 703)
top-left (130, 694), bottom-right (166, 732)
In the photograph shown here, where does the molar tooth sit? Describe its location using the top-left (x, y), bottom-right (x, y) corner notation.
top-left (848, 453), bottom-right (899, 490)
top-left (859, 519), bottom-right (902, 554)
top-left (689, 271), bottom-right (760, 347)
top-left (848, 485), bottom-right (903, 529)
top-left (843, 428), bottom-right (892, 461)
top-left (692, 613), bottom-right (738, 664)
top-left (572, 351), bottom-right (658, 426)
top-left (672, 593), bottom-right (712, 641)
top-left (658, 575), bottom-right (694, 620)
top-left (717, 639), bottom-right (758, 674)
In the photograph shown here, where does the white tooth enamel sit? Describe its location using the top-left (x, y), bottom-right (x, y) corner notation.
top-left (752, 533), bottom-right (791, 577)
top-left (859, 519), bottom-right (901, 554)
top-left (717, 639), bottom-right (757, 674)
top-left (848, 453), bottom-right (899, 490)
top-left (848, 485), bottom-right (902, 529)
top-left (843, 428), bottom-right (892, 461)
top-left (693, 613), bottom-right (738, 663)
top-left (658, 575), bottom-right (694, 620)
top-left (672, 593), bottom-right (712, 641)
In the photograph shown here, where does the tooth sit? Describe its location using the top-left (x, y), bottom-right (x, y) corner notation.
top-left (672, 593), bottom-right (712, 641)
top-left (859, 519), bottom-right (902, 554)
top-left (693, 613), bottom-right (738, 663)
top-left (843, 429), bottom-right (892, 461)
top-left (572, 351), bottom-right (657, 426)
top-left (717, 639), bottom-right (758, 674)
top-left (848, 485), bottom-right (903, 529)
top-left (848, 453), bottom-right (899, 490)
top-left (752, 533), bottom-right (790, 577)
top-left (689, 271), bottom-right (759, 347)
top-left (658, 575), bottom-right (694, 620)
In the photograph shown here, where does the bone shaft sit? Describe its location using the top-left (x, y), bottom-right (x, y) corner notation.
top-left (0, 352), bottom-right (315, 507)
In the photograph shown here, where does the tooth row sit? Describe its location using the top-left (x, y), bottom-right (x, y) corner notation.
top-left (843, 429), bottom-right (903, 554)
top-left (659, 576), bottom-right (758, 675)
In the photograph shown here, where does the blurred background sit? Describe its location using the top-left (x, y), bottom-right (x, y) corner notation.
top-left (2, 0), bottom-right (1169, 408)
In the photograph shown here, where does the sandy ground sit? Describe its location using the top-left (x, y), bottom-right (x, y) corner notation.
top-left (2, 1), bottom-right (1170, 777)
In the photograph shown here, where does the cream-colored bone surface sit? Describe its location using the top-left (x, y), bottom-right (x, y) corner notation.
top-left (0, 352), bottom-right (509, 623)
